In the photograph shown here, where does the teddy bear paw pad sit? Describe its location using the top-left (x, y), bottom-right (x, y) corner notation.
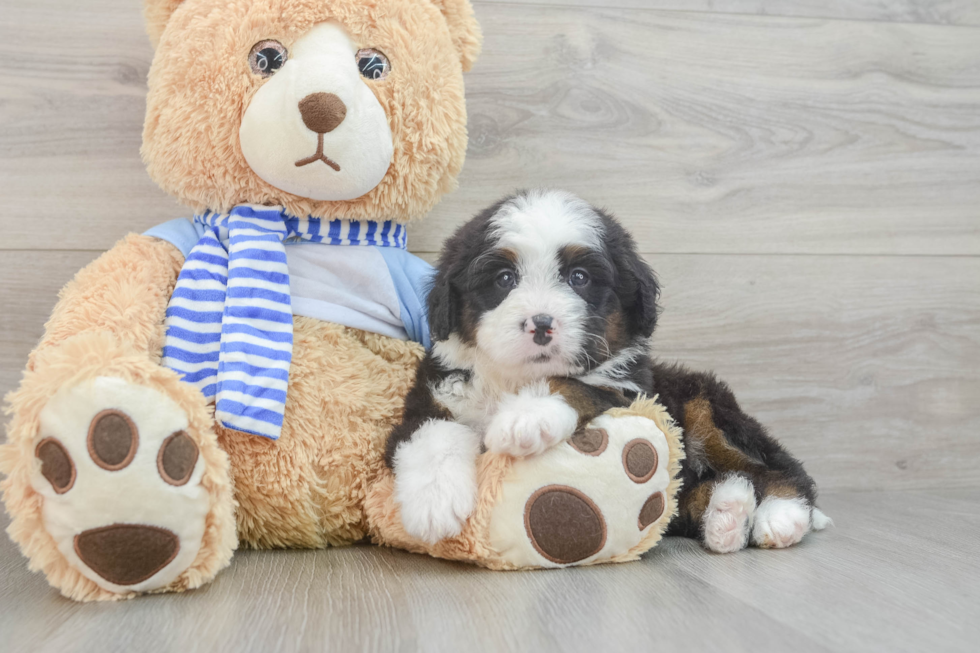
top-left (30, 377), bottom-right (210, 594)
top-left (489, 413), bottom-right (673, 568)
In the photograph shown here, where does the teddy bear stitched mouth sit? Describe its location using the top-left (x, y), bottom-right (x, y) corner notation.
top-left (294, 133), bottom-right (342, 171)
top-left (294, 92), bottom-right (345, 171)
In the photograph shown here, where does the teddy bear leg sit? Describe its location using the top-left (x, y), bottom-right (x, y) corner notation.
top-left (366, 397), bottom-right (683, 569)
top-left (484, 400), bottom-right (683, 568)
top-left (0, 235), bottom-right (237, 601)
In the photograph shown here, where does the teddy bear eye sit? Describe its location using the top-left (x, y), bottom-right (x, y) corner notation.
top-left (356, 48), bottom-right (391, 80)
top-left (249, 40), bottom-right (288, 78)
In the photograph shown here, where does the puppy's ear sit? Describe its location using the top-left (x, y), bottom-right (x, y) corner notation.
top-left (601, 210), bottom-right (660, 338)
top-left (427, 266), bottom-right (459, 342)
top-left (429, 0), bottom-right (483, 71)
top-left (625, 255), bottom-right (660, 338)
top-left (144, 0), bottom-right (185, 49)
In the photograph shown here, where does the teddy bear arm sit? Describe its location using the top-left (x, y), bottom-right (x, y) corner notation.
top-left (1, 233), bottom-right (237, 601)
top-left (27, 234), bottom-right (184, 369)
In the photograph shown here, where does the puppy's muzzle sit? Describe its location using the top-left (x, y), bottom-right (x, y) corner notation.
top-left (527, 314), bottom-right (555, 346)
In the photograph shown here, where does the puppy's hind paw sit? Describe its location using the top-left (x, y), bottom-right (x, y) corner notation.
top-left (702, 475), bottom-right (756, 554)
top-left (752, 497), bottom-right (812, 549)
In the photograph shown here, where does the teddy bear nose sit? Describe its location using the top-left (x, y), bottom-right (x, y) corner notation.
top-left (298, 92), bottom-right (347, 134)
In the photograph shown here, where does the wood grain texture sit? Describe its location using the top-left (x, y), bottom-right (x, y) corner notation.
top-left (4, 251), bottom-right (977, 492)
top-left (0, 251), bottom-right (102, 401)
top-left (1, 1), bottom-right (980, 254)
top-left (2, 489), bottom-right (978, 653)
top-left (477, 0), bottom-right (980, 27)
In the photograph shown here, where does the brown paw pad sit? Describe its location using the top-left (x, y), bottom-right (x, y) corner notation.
top-left (158, 431), bottom-right (199, 486)
top-left (568, 427), bottom-right (608, 456)
top-left (36, 438), bottom-right (76, 494)
top-left (524, 485), bottom-right (607, 564)
top-left (622, 438), bottom-right (658, 483)
top-left (87, 410), bottom-right (138, 471)
top-left (638, 492), bottom-right (665, 530)
top-left (74, 524), bottom-right (180, 586)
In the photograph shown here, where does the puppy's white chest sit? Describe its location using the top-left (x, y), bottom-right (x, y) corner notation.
top-left (429, 372), bottom-right (509, 432)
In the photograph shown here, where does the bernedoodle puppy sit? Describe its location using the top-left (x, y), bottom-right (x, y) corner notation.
top-left (385, 189), bottom-right (830, 552)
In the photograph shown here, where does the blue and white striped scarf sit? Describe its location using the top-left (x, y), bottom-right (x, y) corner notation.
top-left (161, 205), bottom-right (407, 440)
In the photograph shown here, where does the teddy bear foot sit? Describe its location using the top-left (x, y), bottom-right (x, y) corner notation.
top-left (31, 376), bottom-right (217, 596)
top-left (365, 398), bottom-right (681, 570)
top-left (486, 404), bottom-right (680, 568)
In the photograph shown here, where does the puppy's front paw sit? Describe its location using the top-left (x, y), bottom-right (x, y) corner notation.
top-left (485, 385), bottom-right (578, 457)
top-left (393, 421), bottom-right (479, 544)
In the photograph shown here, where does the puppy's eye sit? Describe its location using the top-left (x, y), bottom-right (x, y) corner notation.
top-left (495, 270), bottom-right (518, 289)
top-left (249, 40), bottom-right (288, 78)
top-left (356, 48), bottom-right (391, 80)
top-left (569, 269), bottom-right (590, 288)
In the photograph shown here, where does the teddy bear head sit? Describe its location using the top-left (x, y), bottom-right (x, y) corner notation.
top-left (142, 0), bottom-right (481, 223)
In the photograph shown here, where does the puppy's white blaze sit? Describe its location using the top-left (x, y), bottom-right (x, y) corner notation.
top-left (489, 189), bottom-right (603, 255)
top-left (393, 419), bottom-right (481, 544)
top-left (475, 276), bottom-right (588, 374)
top-left (484, 381), bottom-right (579, 457)
top-left (751, 496), bottom-right (813, 549)
top-left (703, 474), bottom-right (757, 554)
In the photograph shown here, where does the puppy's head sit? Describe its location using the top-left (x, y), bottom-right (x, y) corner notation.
top-left (429, 190), bottom-right (659, 379)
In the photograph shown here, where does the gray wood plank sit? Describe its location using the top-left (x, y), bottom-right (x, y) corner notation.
top-left (2, 489), bottom-right (977, 652)
top-left (0, 251), bottom-right (102, 402)
top-left (477, 0), bottom-right (980, 27)
top-left (656, 489), bottom-right (980, 653)
top-left (2, 2), bottom-right (979, 254)
top-left (4, 251), bottom-right (977, 492)
top-left (648, 253), bottom-right (980, 493)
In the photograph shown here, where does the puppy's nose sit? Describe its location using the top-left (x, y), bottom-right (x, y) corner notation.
top-left (298, 92), bottom-right (347, 134)
top-left (530, 314), bottom-right (554, 346)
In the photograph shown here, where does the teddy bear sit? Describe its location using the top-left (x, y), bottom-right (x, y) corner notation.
top-left (1, 0), bottom-right (682, 601)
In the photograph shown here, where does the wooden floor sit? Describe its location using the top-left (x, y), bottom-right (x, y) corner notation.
top-left (1, 0), bottom-right (978, 651)
top-left (2, 489), bottom-right (978, 652)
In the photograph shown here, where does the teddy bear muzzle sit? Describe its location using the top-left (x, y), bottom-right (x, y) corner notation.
top-left (239, 22), bottom-right (394, 202)
top-left (294, 92), bottom-right (347, 171)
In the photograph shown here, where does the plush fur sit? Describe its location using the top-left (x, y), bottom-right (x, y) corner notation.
top-left (142, 0), bottom-right (479, 221)
top-left (2, 0), bottom-right (479, 600)
top-left (0, 236), bottom-right (237, 601)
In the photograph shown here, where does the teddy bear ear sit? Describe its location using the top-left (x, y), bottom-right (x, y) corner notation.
top-left (430, 0), bottom-right (483, 72)
top-left (144, 0), bottom-right (185, 49)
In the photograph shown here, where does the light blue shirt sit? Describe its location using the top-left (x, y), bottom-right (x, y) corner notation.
top-left (146, 217), bottom-right (433, 349)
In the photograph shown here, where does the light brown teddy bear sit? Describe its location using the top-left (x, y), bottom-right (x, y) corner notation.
top-left (1, 0), bottom-right (682, 601)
